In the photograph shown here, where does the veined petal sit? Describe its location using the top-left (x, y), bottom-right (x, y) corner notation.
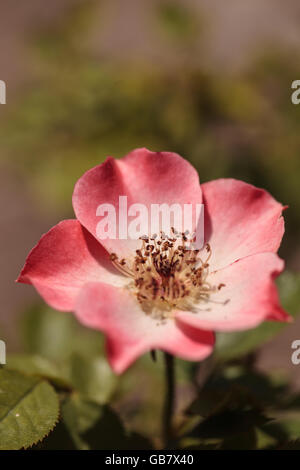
top-left (202, 178), bottom-right (285, 271)
top-left (17, 220), bottom-right (127, 311)
top-left (176, 252), bottom-right (289, 332)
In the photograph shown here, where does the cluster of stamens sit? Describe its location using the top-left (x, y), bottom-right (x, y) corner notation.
top-left (109, 228), bottom-right (225, 321)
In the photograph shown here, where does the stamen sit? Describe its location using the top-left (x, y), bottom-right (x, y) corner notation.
top-left (109, 232), bottom-right (226, 321)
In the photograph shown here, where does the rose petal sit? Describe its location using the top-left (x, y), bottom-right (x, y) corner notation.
top-left (202, 178), bottom-right (285, 271)
top-left (17, 220), bottom-right (127, 311)
top-left (75, 282), bottom-right (215, 373)
top-left (176, 252), bottom-right (289, 332)
top-left (72, 148), bottom-right (202, 258)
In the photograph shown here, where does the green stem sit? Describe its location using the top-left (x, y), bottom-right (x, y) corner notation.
top-left (162, 352), bottom-right (175, 448)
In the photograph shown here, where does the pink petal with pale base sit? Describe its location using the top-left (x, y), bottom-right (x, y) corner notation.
top-left (202, 179), bottom-right (285, 271)
top-left (176, 252), bottom-right (290, 332)
top-left (72, 148), bottom-right (202, 259)
top-left (75, 282), bottom-right (215, 374)
top-left (17, 220), bottom-right (127, 311)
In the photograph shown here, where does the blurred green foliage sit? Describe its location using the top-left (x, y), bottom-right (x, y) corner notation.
top-left (0, 1), bottom-right (299, 267)
top-left (156, 1), bottom-right (200, 42)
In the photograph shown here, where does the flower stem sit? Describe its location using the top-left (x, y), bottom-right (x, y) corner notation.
top-left (162, 352), bottom-right (175, 448)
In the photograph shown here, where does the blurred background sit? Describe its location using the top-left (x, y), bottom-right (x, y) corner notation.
top-left (1, 0), bottom-right (300, 447)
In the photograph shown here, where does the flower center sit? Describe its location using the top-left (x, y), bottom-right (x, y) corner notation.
top-left (109, 228), bottom-right (225, 321)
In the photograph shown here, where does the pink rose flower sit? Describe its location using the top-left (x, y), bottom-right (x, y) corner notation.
top-left (18, 149), bottom-right (290, 373)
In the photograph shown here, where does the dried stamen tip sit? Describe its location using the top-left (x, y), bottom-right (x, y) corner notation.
top-left (110, 253), bottom-right (118, 262)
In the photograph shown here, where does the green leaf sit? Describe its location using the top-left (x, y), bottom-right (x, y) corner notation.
top-left (22, 305), bottom-right (104, 361)
top-left (215, 272), bottom-right (300, 361)
top-left (7, 352), bottom-right (118, 403)
top-left (189, 392), bottom-right (268, 439)
top-left (262, 413), bottom-right (300, 442)
top-left (0, 368), bottom-right (59, 450)
top-left (276, 439), bottom-right (300, 450)
top-left (62, 394), bottom-right (152, 450)
top-left (184, 379), bottom-right (274, 450)
top-left (69, 353), bottom-right (117, 404)
top-left (7, 354), bottom-right (71, 389)
top-left (179, 439), bottom-right (219, 450)
top-left (61, 395), bottom-right (100, 450)
top-left (187, 365), bottom-right (290, 420)
top-left (30, 420), bottom-right (77, 450)
top-left (219, 427), bottom-right (257, 450)
top-left (17, 306), bottom-right (119, 403)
